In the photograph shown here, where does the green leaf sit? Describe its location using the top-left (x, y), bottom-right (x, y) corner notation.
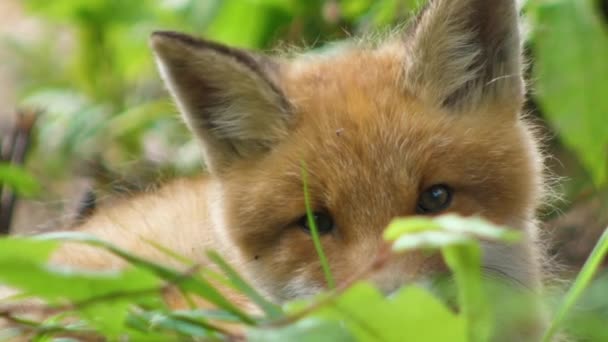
top-left (206, 251), bottom-right (283, 320)
top-left (0, 237), bottom-right (162, 339)
top-left (23, 0), bottom-right (157, 26)
top-left (383, 217), bottom-right (440, 241)
top-left (107, 100), bottom-right (175, 140)
top-left (392, 230), bottom-right (471, 252)
top-left (383, 215), bottom-right (515, 341)
top-left (528, 0), bottom-right (608, 186)
top-left (434, 215), bottom-right (522, 243)
top-left (126, 310), bottom-right (222, 338)
top-left (35, 232), bottom-right (257, 325)
top-left (0, 261), bottom-right (159, 303)
top-left (339, 0), bottom-right (374, 20)
top-left (248, 317), bottom-right (355, 342)
top-left (0, 237), bottom-right (58, 263)
top-left (443, 244), bottom-right (491, 342)
top-left (0, 163), bottom-right (41, 197)
top-left (560, 271), bottom-right (608, 341)
top-left (386, 215), bottom-right (521, 252)
top-left (170, 309), bottom-right (244, 323)
top-left (308, 283), bottom-right (466, 342)
top-left (542, 227), bottom-right (608, 341)
top-left (78, 301), bottom-right (152, 338)
top-left (205, 0), bottom-right (291, 48)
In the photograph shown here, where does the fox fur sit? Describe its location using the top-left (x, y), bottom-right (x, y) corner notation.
top-left (3, 0), bottom-right (550, 339)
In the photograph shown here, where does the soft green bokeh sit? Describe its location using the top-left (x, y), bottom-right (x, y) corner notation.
top-left (528, 0), bottom-right (608, 187)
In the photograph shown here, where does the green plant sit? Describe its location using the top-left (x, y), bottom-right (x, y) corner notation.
top-left (0, 164), bottom-right (40, 198)
top-left (526, 0), bottom-right (608, 188)
top-left (2, 0), bottom-right (608, 340)
top-left (1, 215), bottom-right (606, 341)
top-left (542, 227), bottom-right (608, 342)
top-left (3, 0), bottom-right (606, 205)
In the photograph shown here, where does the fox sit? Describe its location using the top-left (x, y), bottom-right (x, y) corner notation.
top-left (2, 0), bottom-right (550, 339)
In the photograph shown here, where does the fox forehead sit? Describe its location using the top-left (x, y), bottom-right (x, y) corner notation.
top-left (222, 49), bottom-right (540, 240)
top-left (283, 47), bottom-right (407, 124)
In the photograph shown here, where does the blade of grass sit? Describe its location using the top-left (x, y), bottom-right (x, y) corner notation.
top-left (542, 227), bottom-right (608, 342)
top-left (300, 161), bottom-right (335, 290)
top-left (442, 243), bottom-right (491, 342)
top-left (36, 232), bottom-right (256, 325)
top-left (141, 237), bottom-right (210, 309)
top-left (142, 237), bottom-right (234, 304)
top-left (206, 250), bottom-right (283, 320)
top-left (141, 236), bottom-right (195, 265)
top-left (1, 312), bottom-right (101, 341)
top-left (173, 309), bottom-right (245, 323)
top-left (128, 309), bottom-right (230, 338)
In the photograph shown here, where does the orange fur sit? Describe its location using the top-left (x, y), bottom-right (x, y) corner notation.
top-left (3, 0), bottom-right (550, 339)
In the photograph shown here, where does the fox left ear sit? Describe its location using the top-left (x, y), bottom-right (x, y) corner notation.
top-left (402, 0), bottom-right (524, 112)
top-left (150, 31), bottom-right (292, 174)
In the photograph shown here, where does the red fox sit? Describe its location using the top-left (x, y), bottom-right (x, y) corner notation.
top-left (4, 0), bottom-right (548, 338)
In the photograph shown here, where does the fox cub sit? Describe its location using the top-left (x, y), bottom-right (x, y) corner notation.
top-left (11, 0), bottom-right (548, 335)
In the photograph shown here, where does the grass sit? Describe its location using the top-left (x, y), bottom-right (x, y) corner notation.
top-left (542, 227), bottom-right (608, 342)
top-left (0, 210), bottom-right (607, 340)
top-left (301, 161), bottom-right (335, 290)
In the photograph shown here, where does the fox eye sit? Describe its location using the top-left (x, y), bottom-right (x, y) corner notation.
top-left (297, 212), bottom-right (335, 235)
top-left (417, 184), bottom-right (453, 214)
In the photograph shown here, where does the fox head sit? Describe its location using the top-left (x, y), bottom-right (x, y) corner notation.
top-left (151, 0), bottom-right (545, 301)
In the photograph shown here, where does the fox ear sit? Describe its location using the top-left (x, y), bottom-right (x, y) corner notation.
top-left (403, 0), bottom-right (524, 112)
top-left (150, 31), bottom-right (292, 174)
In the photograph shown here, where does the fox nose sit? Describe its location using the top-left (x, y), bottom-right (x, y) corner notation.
top-left (364, 250), bottom-right (447, 295)
top-left (367, 259), bottom-right (415, 295)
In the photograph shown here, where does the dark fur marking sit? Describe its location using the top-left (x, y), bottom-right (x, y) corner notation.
top-left (152, 31), bottom-right (292, 113)
top-left (412, 0), bottom-right (520, 109)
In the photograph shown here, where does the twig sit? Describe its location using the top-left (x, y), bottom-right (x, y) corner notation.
top-left (0, 115), bottom-right (19, 235)
top-left (0, 109), bottom-right (38, 234)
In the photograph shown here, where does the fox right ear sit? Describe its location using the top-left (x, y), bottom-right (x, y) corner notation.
top-left (402, 0), bottom-right (524, 113)
top-left (150, 31), bottom-right (292, 174)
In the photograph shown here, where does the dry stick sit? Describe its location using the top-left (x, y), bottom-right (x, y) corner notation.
top-left (0, 109), bottom-right (37, 234)
top-left (0, 116), bottom-right (18, 234)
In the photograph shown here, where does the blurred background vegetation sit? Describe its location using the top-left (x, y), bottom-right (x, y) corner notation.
top-left (0, 0), bottom-right (606, 273)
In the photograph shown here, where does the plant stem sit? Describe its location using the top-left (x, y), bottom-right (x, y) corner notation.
top-left (542, 227), bottom-right (608, 342)
top-left (300, 161), bottom-right (335, 290)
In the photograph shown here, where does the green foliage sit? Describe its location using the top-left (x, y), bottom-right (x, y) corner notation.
top-left (301, 162), bottom-right (335, 290)
top-left (206, 250), bottom-right (283, 320)
top-left (561, 270), bottom-right (608, 341)
top-left (1, 216), bottom-right (606, 341)
top-left (2, 0), bottom-right (608, 340)
top-left (0, 163), bottom-right (41, 197)
top-left (527, 0), bottom-right (608, 187)
top-left (36, 232), bottom-right (256, 324)
top-left (0, 238), bottom-right (162, 339)
top-left (8, 0), bottom-right (606, 192)
top-left (295, 283), bottom-right (466, 342)
top-left (385, 215), bottom-right (518, 342)
top-left (542, 227), bottom-right (608, 342)
top-left (6, 0), bottom-right (424, 184)
top-left (248, 317), bottom-right (355, 342)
